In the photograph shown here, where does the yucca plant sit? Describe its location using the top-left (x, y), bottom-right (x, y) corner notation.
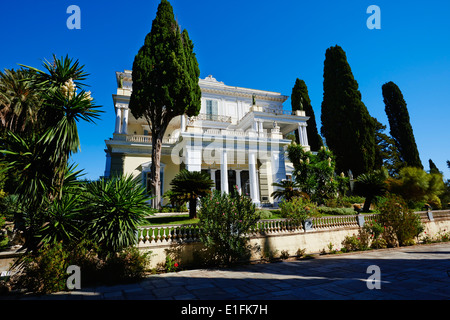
top-left (81, 175), bottom-right (151, 257)
top-left (38, 164), bottom-right (86, 246)
top-left (0, 55), bottom-right (101, 252)
top-left (170, 170), bottom-right (214, 219)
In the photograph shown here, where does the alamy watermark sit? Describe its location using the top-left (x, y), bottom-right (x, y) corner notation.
top-left (66, 265), bottom-right (81, 290)
top-left (67, 5), bottom-right (81, 30)
top-left (366, 265), bottom-right (381, 290)
top-left (367, 5), bottom-right (381, 30)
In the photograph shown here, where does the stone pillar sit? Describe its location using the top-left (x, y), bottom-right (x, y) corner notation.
top-left (221, 149), bottom-right (228, 194)
top-left (115, 107), bottom-right (122, 134)
top-left (235, 169), bottom-right (242, 194)
top-left (249, 151), bottom-right (260, 206)
top-left (180, 114), bottom-right (186, 133)
top-left (298, 124), bottom-right (305, 146)
top-left (185, 145), bottom-right (202, 172)
top-left (302, 125), bottom-right (309, 146)
top-left (121, 108), bottom-right (129, 135)
top-left (210, 169), bottom-right (217, 190)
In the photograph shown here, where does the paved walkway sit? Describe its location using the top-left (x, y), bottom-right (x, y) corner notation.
top-left (4, 242), bottom-right (450, 301)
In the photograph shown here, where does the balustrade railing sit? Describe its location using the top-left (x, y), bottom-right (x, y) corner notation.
top-left (136, 211), bottom-right (450, 247)
top-left (113, 134), bottom-right (178, 145)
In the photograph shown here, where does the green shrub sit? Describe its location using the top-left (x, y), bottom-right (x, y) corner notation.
top-left (10, 241), bottom-right (151, 293)
top-left (256, 210), bottom-right (273, 220)
top-left (378, 194), bottom-right (424, 246)
top-left (100, 247), bottom-right (151, 284)
top-left (198, 188), bottom-right (258, 266)
top-left (81, 175), bottom-right (151, 256)
top-left (12, 242), bottom-right (69, 294)
top-left (279, 197), bottom-right (319, 224)
top-left (317, 207), bottom-right (356, 215)
top-left (164, 255), bottom-right (180, 273)
top-left (341, 231), bottom-right (370, 252)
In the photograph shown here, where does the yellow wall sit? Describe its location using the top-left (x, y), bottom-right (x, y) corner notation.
top-left (122, 154), bottom-right (180, 205)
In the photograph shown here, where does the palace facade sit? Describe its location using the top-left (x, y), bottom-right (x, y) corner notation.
top-left (104, 71), bottom-right (311, 207)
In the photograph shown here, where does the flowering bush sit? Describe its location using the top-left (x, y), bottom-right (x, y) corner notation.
top-left (198, 187), bottom-right (258, 266)
top-left (164, 255), bottom-right (180, 272)
top-left (279, 196), bottom-right (319, 225)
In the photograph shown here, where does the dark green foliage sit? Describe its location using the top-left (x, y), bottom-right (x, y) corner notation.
top-left (129, 0), bottom-right (201, 208)
top-left (10, 241), bottom-right (151, 293)
top-left (287, 144), bottom-right (338, 204)
top-left (373, 117), bottom-right (402, 175)
top-left (354, 168), bottom-right (388, 212)
top-left (81, 175), bottom-right (151, 256)
top-left (320, 45), bottom-right (376, 176)
top-left (0, 56), bottom-right (101, 251)
top-left (291, 78), bottom-right (323, 150)
top-left (428, 159), bottom-right (440, 174)
top-left (270, 180), bottom-right (306, 202)
top-left (382, 81), bottom-right (422, 169)
top-left (170, 170), bottom-right (214, 219)
top-left (198, 189), bottom-right (258, 266)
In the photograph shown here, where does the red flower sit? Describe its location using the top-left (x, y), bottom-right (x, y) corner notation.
top-left (174, 263), bottom-right (179, 268)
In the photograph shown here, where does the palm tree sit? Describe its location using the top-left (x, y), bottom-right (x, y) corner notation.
top-left (354, 168), bottom-right (389, 212)
top-left (271, 180), bottom-right (308, 202)
top-left (170, 170), bottom-right (214, 219)
top-left (0, 55), bottom-right (101, 252)
top-left (0, 68), bottom-right (42, 134)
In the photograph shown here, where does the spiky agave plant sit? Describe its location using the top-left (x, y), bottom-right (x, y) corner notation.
top-left (81, 175), bottom-right (151, 257)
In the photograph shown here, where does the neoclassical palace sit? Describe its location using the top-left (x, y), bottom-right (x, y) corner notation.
top-left (104, 71), bottom-right (311, 207)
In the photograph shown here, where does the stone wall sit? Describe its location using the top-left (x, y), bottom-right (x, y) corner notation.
top-left (138, 212), bottom-right (450, 269)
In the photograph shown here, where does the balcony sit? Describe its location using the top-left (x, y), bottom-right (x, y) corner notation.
top-left (190, 113), bottom-right (232, 123)
top-left (113, 134), bottom-right (178, 145)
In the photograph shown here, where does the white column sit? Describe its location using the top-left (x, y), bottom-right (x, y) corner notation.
top-left (121, 108), bottom-right (129, 135)
top-left (210, 169), bottom-right (217, 190)
top-left (221, 150), bottom-right (228, 194)
top-left (180, 114), bottom-right (186, 133)
top-left (298, 124), bottom-right (304, 146)
top-left (302, 126), bottom-right (309, 146)
top-left (185, 145), bottom-right (202, 172)
top-left (115, 107), bottom-right (122, 134)
top-left (249, 151), bottom-right (260, 206)
top-left (252, 120), bottom-right (258, 131)
top-left (235, 169), bottom-right (242, 194)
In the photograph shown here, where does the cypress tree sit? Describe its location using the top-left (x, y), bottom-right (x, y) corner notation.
top-left (373, 117), bottom-right (402, 175)
top-left (291, 78), bottom-right (323, 151)
top-left (320, 45), bottom-right (376, 176)
top-left (429, 159), bottom-right (440, 174)
top-left (382, 81), bottom-right (422, 169)
top-left (129, 0), bottom-right (201, 208)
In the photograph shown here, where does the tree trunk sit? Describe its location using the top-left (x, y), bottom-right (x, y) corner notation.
top-left (363, 195), bottom-right (373, 212)
top-left (151, 131), bottom-right (164, 210)
top-left (189, 198), bottom-right (197, 219)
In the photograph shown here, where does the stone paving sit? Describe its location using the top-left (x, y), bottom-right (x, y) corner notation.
top-left (3, 242), bottom-right (450, 301)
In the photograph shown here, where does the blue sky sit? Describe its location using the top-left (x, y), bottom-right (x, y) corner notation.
top-left (1, 0), bottom-right (449, 180)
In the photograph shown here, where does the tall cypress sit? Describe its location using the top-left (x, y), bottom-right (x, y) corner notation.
top-left (320, 45), bottom-right (376, 176)
top-left (382, 81), bottom-right (422, 169)
top-left (291, 78), bottom-right (323, 151)
top-left (129, 0), bottom-right (201, 208)
top-left (428, 159), bottom-right (440, 174)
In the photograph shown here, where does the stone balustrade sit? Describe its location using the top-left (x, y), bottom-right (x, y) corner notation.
top-left (137, 211), bottom-right (450, 248)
